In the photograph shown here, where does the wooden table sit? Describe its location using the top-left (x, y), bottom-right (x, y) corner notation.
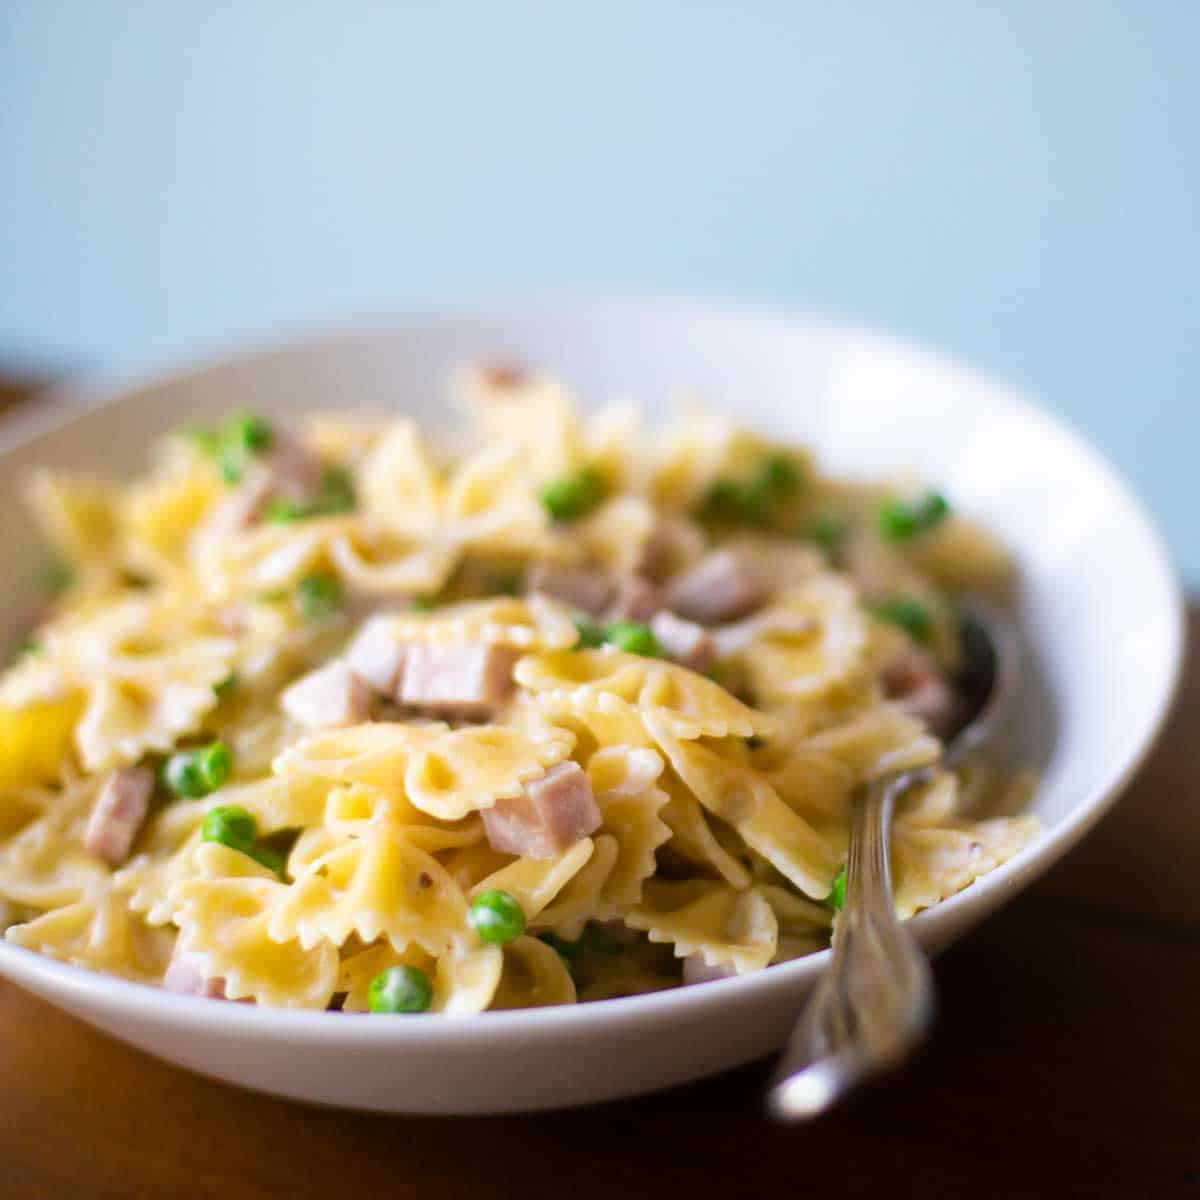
top-left (0, 380), bottom-right (1195, 1199)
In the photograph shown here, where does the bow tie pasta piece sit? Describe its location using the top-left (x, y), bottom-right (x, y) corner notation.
top-left (585, 748), bottom-right (672, 915)
top-left (0, 695), bottom-right (84, 792)
top-left (489, 934), bottom-right (577, 1010)
top-left (326, 533), bottom-right (460, 599)
top-left (574, 495), bottom-right (658, 578)
top-left (122, 444), bottom-right (225, 581)
top-left (172, 843), bottom-right (338, 1009)
top-left (358, 421), bottom-right (443, 540)
top-left (465, 373), bottom-right (583, 482)
top-left (515, 650), bottom-right (774, 741)
top-left (226, 776), bottom-right (330, 836)
top-left (890, 775), bottom-right (1038, 919)
top-left (658, 774), bottom-right (751, 889)
top-left (533, 835), bottom-right (619, 940)
top-left (519, 692), bottom-right (656, 759)
top-left (471, 838), bottom-right (595, 922)
top-left (118, 800), bottom-right (209, 925)
top-left (274, 721), bottom-right (575, 821)
top-left (0, 791), bottom-right (110, 910)
top-left (442, 444), bottom-right (562, 558)
top-left (351, 595), bottom-right (578, 656)
top-left (627, 880), bottom-right (779, 975)
top-left (648, 712), bottom-right (838, 900)
top-left (724, 578), bottom-right (873, 708)
top-left (803, 706), bottom-right (940, 784)
top-left (26, 470), bottom-right (122, 589)
top-left (337, 940), bottom-right (505, 1015)
top-left (323, 784), bottom-right (484, 851)
top-left (268, 828), bottom-right (471, 956)
top-left (6, 883), bottom-right (174, 983)
top-left (764, 747), bottom-right (856, 828)
top-left (23, 594), bottom-right (236, 772)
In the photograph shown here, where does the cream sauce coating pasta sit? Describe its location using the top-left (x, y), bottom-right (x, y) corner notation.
top-left (0, 369), bottom-right (1036, 1010)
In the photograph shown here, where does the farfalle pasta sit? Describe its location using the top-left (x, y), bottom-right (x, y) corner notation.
top-left (0, 366), bottom-right (1037, 1011)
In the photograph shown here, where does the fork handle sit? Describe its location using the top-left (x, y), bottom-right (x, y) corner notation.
top-left (768, 769), bottom-right (936, 1120)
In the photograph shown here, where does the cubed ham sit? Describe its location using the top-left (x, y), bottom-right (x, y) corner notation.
top-left (524, 564), bottom-right (614, 617)
top-left (202, 427), bottom-right (328, 534)
top-left (682, 955), bottom-right (736, 986)
top-left (475, 361), bottom-right (529, 391)
top-left (260, 427), bottom-right (326, 504)
top-left (604, 575), bottom-right (662, 622)
top-left (398, 642), bottom-right (517, 716)
top-left (882, 647), bottom-right (962, 739)
top-left (665, 549), bottom-right (767, 625)
top-left (482, 761), bottom-right (601, 859)
top-left (83, 767), bottom-right (154, 867)
top-left (163, 948), bottom-right (228, 1000)
top-left (344, 616), bottom-right (408, 693)
top-left (282, 661), bottom-right (373, 730)
top-left (639, 514), bottom-right (707, 582)
top-left (650, 610), bottom-right (716, 674)
top-left (203, 467), bottom-right (277, 536)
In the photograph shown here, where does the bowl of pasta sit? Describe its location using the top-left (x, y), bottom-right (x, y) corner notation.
top-left (0, 294), bottom-right (1182, 1113)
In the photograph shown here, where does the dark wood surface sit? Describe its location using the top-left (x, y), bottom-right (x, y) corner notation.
top-left (0, 376), bottom-right (1195, 1199)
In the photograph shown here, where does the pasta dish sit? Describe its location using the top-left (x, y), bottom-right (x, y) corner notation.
top-left (0, 365), bottom-right (1037, 1012)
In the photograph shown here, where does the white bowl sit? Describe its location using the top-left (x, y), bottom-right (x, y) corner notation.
top-left (0, 294), bottom-right (1183, 1114)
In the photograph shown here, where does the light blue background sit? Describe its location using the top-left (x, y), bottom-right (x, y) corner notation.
top-left (1, 1), bottom-right (1195, 583)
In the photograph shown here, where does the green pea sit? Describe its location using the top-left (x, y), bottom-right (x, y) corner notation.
top-left (828, 866), bottom-right (848, 911)
top-left (249, 844), bottom-right (286, 878)
top-left (700, 478), bottom-right (752, 522)
top-left (368, 965), bottom-right (434, 1014)
top-left (201, 804), bottom-right (257, 854)
top-left (316, 466), bottom-right (356, 514)
top-left (802, 512), bottom-right (847, 558)
top-left (539, 466), bottom-right (606, 522)
top-left (217, 444), bottom-right (248, 484)
top-left (295, 573), bottom-right (342, 621)
top-left (213, 672), bottom-right (238, 700)
top-left (407, 596), bottom-right (435, 613)
top-left (869, 596), bottom-right (934, 642)
top-left (878, 491), bottom-right (950, 542)
top-left (17, 637), bottom-right (41, 658)
top-left (604, 620), bottom-right (660, 658)
top-left (164, 742), bottom-right (232, 798)
top-left (573, 616), bottom-right (606, 649)
top-left (40, 559), bottom-right (74, 596)
top-left (756, 453), bottom-right (802, 498)
top-left (469, 889), bottom-right (526, 945)
top-left (226, 411), bottom-right (273, 454)
top-left (264, 498), bottom-right (305, 524)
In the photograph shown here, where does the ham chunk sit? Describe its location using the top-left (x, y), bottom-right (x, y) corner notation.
top-left (665, 549), bottom-right (767, 625)
top-left (650, 611), bottom-right (716, 674)
top-left (398, 642), bottom-right (517, 717)
top-left (261, 427), bottom-right (326, 503)
top-left (682, 955), bottom-right (736, 986)
top-left (525, 564), bottom-right (613, 617)
top-left (84, 767), bottom-right (154, 867)
top-left (604, 575), bottom-right (662, 623)
top-left (164, 948), bottom-right (228, 1000)
top-left (282, 661), bottom-right (373, 730)
top-left (345, 616), bottom-right (408, 693)
top-left (882, 647), bottom-right (962, 739)
top-left (482, 761), bottom-right (601, 859)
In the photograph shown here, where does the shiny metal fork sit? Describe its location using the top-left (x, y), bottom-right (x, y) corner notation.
top-left (768, 607), bottom-right (1018, 1120)
top-left (768, 766), bottom-right (935, 1119)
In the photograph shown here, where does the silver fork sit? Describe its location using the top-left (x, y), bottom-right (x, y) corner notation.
top-left (768, 608), bottom-right (1019, 1120)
